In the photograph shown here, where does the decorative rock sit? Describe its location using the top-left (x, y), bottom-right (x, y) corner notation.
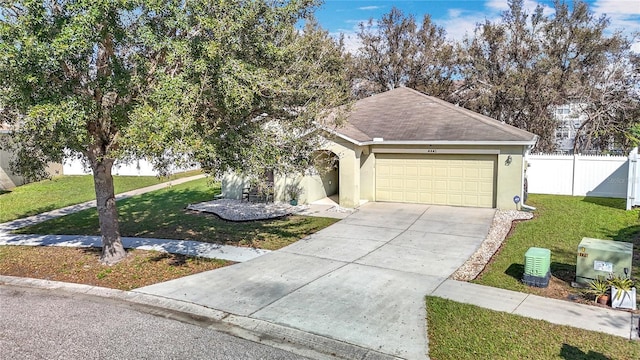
top-left (451, 210), bottom-right (534, 281)
top-left (187, 199), bottom-right (310, 221)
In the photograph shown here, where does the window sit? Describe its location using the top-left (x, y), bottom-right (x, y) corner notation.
top-left (556, 105), bottom-right (571, 116)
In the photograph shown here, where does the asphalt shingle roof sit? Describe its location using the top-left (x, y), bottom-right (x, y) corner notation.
top-left (335, 87), bottom-right (537, 144)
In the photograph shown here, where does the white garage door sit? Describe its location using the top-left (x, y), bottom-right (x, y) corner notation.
top-left (376, 154), bottom-right (496, 207)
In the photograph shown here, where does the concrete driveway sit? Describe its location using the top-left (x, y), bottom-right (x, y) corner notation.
top-left (136, 202), bottom-right (495, 359)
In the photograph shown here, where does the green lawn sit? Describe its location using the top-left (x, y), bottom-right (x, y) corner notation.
top-left (426, 296), bottom-right (640, 360)
top-left (16, 177), bottom-right (338, 250)
top-left (0, 170), bottom-right (201, 223)
top-left (475, 194), bottom-right (640, 292)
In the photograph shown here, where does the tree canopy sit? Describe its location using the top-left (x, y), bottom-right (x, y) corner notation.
top-left (350, 6), bottom-right (457, 100)
top-left (455, 0), bottom-right (637, 152)
top-left (348, 0), bottom-right (638, 153)
top-left (0, 0), bottom-right (350, 264)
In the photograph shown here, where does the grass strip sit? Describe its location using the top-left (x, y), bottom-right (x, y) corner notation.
top-left (426, 296), bottom-right (640, 360)
top-left (0, 170), bottom-right (201, 223)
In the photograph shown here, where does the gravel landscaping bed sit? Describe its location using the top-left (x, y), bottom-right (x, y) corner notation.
top-left (187, 199), bottom-right (310, 221)
top-left (451, 209), bottom-right (534, 281)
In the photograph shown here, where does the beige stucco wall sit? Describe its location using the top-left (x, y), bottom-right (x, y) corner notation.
top-left (495, 147), bottom-right (526, 210)
top-left (317, 138), bottom-right (367, 208)
top-left (221, 172), bottom-right (248, 200)
top-left (0, 157), bottom-right (63, 191)
top-left (359, 150), bottom-right (375, 202)
top-left (221, 168), bottom-right (338, 205)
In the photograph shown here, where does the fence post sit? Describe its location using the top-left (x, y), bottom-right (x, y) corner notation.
top-left (626, 147), bottom-right (638, 210)
top-left (571, 153), bottom-right (578, 196)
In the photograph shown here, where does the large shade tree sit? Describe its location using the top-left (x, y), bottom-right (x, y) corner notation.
top-left (455, 0), bottom-right (636, 152)
top-left (350, 6), bottom-right (457, 99)
top-left (0, 0), bottom-right (350, 264)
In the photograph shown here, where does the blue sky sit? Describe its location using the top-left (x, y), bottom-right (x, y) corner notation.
top-left (314, 0), bottom-right (640, 52)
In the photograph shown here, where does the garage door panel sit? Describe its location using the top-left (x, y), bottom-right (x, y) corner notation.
top-left (377, 178), bottom-right (390, 188)
top-left (449, 180), bottom-right (463, 191)
top-left (376, 154), bottom-right (496, 208)
top-left (433, 180), bottom-right (448, 191)
top-left (464, 182), bottom-right (479, 192)
top-left (449, 167), bottom-right (464, 178)
top-left (389, 168), bottom-right (401, 177)
top-left (479, 182), bottom-right (494, 193)
top-left (377, 165), bottom-right (391, 177)
top-left (464, 168), bottom-right (480, 178)
top-left (405, 179), bottom-right (418, 190)
top-left (434, 168), bottom-right (448, 177)
top-left (406, 166), bottom-right (418, 176)
top-left (419, 168), bottom-right (433, 176)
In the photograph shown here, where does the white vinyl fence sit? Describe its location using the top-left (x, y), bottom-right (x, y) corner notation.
top-left (526, 151), bottom-right (639, 209)
top-left (63, 157), bottom-right (199, 177)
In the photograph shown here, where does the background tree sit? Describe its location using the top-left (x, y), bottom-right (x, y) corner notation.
top-left (351, 7), bottom-right (456, 99)
top-left (455, 0), bottom-right (636, 152)
top-left (0, 0), bottom-right (349, 264)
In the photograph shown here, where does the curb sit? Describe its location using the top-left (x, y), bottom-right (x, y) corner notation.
top-left (0, 275), bottom-right (402, 360)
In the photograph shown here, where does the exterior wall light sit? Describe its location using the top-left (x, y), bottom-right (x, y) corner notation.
top-left (505, 155), bottom-right (512, 166)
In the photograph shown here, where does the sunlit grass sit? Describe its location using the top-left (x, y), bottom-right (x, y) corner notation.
top-left (426, 296), bottom-right (640, 359)
top-left (476, 194), bottom-right (640, 292)
top-left (0, 170), bottom-right (201, 223)
top-left (17, 178), bottom-right (338, 250)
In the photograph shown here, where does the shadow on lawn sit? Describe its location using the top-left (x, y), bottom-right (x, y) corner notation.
top-left (581, 196), bottom-right (626, 210)
top-left (612, 224), bottom-right (640, 243)
top-left (80, 247), bottom-right (195, 267)
top-left (504, 260), bottom-right (575, 285)
top-left (16, 182), bottom-right (328, 248)
top-left (560, 344), bottom-right (610, 360)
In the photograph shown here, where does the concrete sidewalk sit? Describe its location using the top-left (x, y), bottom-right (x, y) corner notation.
top-left (0, 233), bottom-right (268, 263)
top-left (431, 280), bottom-right (639, 340)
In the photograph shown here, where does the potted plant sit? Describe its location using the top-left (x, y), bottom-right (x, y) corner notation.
top-left (588, 277), bottom-right (610, 305)
top-left (286, 183), bottom-right (302, 206)
top-left (608, 275), bottom-right (636, 310)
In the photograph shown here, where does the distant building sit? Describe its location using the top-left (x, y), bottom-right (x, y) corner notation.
top-left (554, 103), bottom-right (587, 153)
top-left (0, 123), bottom-right (62, 190)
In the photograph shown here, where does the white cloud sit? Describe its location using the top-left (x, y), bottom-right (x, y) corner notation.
top-left (334, 31), bottom-right (362, 54)
top-left (440, 12), bottom-right (490, 41)
top-left (486, 0), bottom-right (553, 15)
top-left (448, 9), bottom-right (463, 18)
top-left (592, 0), bottom-right (640, 52)
top-left (485, 0), bottom-right (510, 12)
top-left (592, 0), bottom-right (640, 15)
top-left (358, 6), bottom-right (383, 11)
top-left (592, 0), bottom-right (640, 31)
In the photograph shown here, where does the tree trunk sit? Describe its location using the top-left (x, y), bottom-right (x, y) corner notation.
top-left (91, 157), bottom-right (126, 265)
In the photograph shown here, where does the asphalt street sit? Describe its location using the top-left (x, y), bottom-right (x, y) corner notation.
top-left (0, 285), bottom-right (308, 360)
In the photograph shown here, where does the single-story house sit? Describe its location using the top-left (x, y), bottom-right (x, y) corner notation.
top-left (223, 87), bottom-right (538, 210)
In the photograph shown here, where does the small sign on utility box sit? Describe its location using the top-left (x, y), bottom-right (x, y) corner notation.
top-left (575, 237), bottom-right (633, 286)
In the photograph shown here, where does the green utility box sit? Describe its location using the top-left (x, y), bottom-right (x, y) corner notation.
top-left (523, 247), bottom-right (551, 287)
top-left (575, 237), bottom-right (633, 286)
top-left (524, 247), bottom-right (551, 276)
